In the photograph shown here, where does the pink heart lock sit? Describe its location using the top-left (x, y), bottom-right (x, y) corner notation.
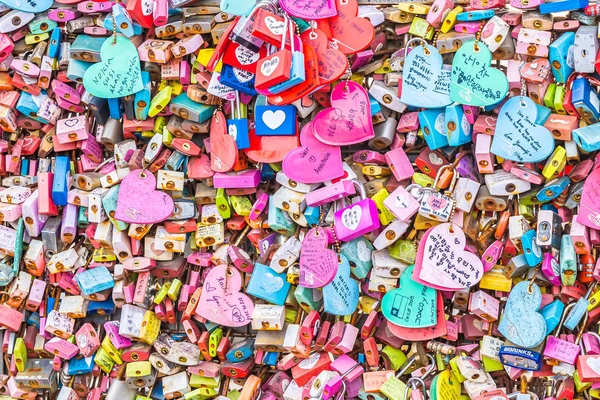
top-left (114, 169), bottom-right (175, 224)
top-left (279, 0), bottom-right (337, 20)
top-left (299, 227), bottom-right (338, 288)
top-left (413, 223), bottom-right (484, 291)
top-left (196, 264), bottom-right (254, 327)
top-left (312, 81), bottom-right (375, 146)
top-left (577, 166), bottom-right (600, 229)
top-left (282, 121), bottom-right (344, 184)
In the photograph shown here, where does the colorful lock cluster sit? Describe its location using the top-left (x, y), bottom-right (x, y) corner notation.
top-left (1, 0), bottom-right (600, 399)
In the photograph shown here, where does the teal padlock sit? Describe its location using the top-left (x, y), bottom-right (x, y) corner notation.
top-left (340, 237), bottom-right (374, 279)
top-left (419, 108), bottom-right (448, 150)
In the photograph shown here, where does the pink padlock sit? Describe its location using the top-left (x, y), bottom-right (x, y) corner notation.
top-left (384, 185), bottom-right (420, 222)
top-left (385, 147), bottom-right (413, 182)
top-left (56, 115), bottom-right (89, 144)
top-left (334, 180), bottom-right (380, 242)
top-left (305, 181), bottom-right (356, 207)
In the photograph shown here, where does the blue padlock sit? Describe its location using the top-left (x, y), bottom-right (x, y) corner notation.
top-left (227, 92), bottom-right (250, 149)
top-left (540, 299), bottom-right (565, 335)
top-left (255, 105), bottom-right (297, 136)
top-left (51, 156), bottom-right (70, 206)
top-left (419, 108), bottom-right (448, 150)
top-left (75, 266), bottom-right (115, 297)
top-left (549, 32), bottom-right (574, 83)
top-left (571, 77), bottom-right (600, 124)
top-left (498, 346), bottom-right (543, 371)
top-left (521, 229), bottom-right (542, 267)
top-left (536, 176), bottom-right (570, 202)
top-left (247, 262), bottom-right (291, 305)
top-left (48, 27), bottom-right (62, 58)
top-left (445, 104), bottom-right (472, 146)
top-left (573, 122), bottom-right (600, 152)
top-left (134, 72), bottom-right (151, 120)
top-left (219, 63), bottom-right (257, 97)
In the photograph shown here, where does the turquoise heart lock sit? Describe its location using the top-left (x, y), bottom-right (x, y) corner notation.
top-left (498, 280), bottom-right (547, 349)
top-left (450, 40), bottom-right (508, 107)
top-left (220, 0), bottom-right (256, 16)
top-left (322, 254), bottom-right (359, 316)
top-left (82, 36), bottom-right (144, 99)
top-left (401, 40), bottom-right (452, 109)
top-left (490, 96), bottom-right (555, 162)
top-left (0, 0), bottom-right (52, 13)
top-left (381, 265), bottom-right (437, 328)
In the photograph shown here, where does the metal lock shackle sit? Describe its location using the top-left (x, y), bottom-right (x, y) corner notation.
top-left (404, 377), bottom-right (427, 400)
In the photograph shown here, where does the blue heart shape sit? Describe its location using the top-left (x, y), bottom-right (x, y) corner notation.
top-left (0, 0), bottom-right (52, 13)
top-left (82, 36), bottom-right (144, 99)
top-left (498, 281), bottom-right (547, 348)
top-left (401, 44), bottom-right (452, 109)
top-left (450, 41), bottom-right (508, 107)
top-left (490, 97), bottom-right (555, 162)
top-left (323, 254), bottom-right (359, 316)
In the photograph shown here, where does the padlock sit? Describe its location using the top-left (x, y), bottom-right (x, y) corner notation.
top-left (543, 303), bottom-right (587, 365)
top-left (334, 180), bottom-right (381, 242)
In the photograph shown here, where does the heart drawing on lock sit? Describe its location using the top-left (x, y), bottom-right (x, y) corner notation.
top-left (233, 68), bottom-right (254, 84)
top-left (341, 205), bottom-right (362, 231)
top-left (498, 280), bottom-right (547, 348)
top-left (262, 110), bottom-right (286, 130)
top-left (490, 97), bottom-right (555, 162)
top-left (401, 44), bottom-right (452, 108)
top-left (63, 119), bottom-right (79, 128)
top-left (521, 58), bottom-right (552, 84)
top-left (114, 169), bottom-right (175, 224)
top-left (235, 45), bottom-right (260, 66)
top-left (82, 36), bottom-right (144, 99)
top-left (313, 81), bottom-right (374, 146)
top-left (382, 265), bottom-right (437, 328)
top-left (196, 264), bottom-right (254, 327)
top-left (450, 40), bottom-right (508, 107)
top-left (322, 254), bottom-right (359, 316)
top-left (413, 223), bottom-right (484, 291)
top-left (228, 124), bottom-right (237, 140)
top-left (260, 56), bottom-right (280, 77)
top-left (299, 227), bottom-right (338, 288)
top-left (587, 358), bottom-right (600, 375)
top-left (210, 111), bottom-right (238, 173)
top-left (259, 272), bottom-right (285, 293)
top-left (279, 0), bottom-right (337, 20)
top-left (329, 0), bottom-right (374, 55)
top-left (300, 28), bottom-right (348, 86)
top-left (264, 16), bottom-right (285, 35)
top-left (282, 122), bottom-right (344, 184)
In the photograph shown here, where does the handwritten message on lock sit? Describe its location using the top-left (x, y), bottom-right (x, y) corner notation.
top-left (416, 224), bottom-right (483, 290)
